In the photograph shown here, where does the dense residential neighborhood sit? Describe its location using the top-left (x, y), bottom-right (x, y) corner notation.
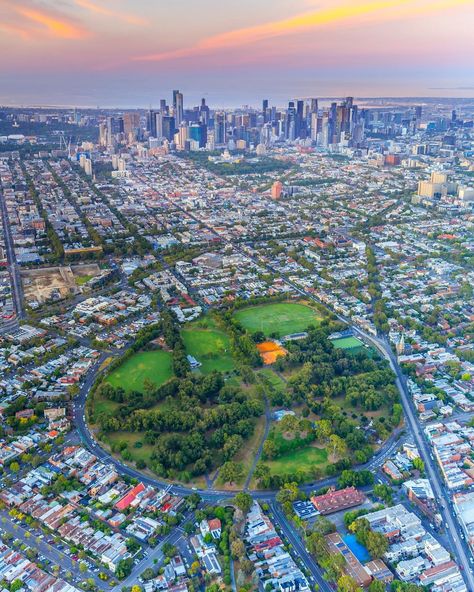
top-left (0, 91), bottom-right (472, 592)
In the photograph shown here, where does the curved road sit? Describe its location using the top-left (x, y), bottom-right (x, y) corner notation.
top-left (75, 352), bottom-right (403, 502)
top-left (72, 165), bottom-right (474, 588)
top-left (74, 286), bottom-right (474, 587)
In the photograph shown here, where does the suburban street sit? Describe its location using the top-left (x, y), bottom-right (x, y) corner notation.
top-left (0, 509), bottom-right (106, 588)
top-left (270, 502), bottom-right (333, 592)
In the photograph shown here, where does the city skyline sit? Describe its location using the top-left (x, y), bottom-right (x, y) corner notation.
top-left (1, 0), bottom-right (474, 107)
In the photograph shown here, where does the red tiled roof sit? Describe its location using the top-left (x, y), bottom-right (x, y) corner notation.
top-left (115, 482), bottom-right (145, 511)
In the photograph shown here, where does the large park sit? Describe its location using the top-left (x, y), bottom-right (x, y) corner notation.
top-left (87, 300), bottom-right (400, 490)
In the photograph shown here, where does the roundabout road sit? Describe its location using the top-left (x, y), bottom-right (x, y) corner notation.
top-left (74, 349), bottom-right (404, 502)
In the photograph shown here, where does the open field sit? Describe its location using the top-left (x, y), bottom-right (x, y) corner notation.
top-left (258, 368), bottom-right (286, 391)
top-left (235, 302), bottom-right (322, 336)
top-left (106, 350), bottom-right (173, 393)
top-left (182, 319), bottom-right (235, 374)
top-left (265, 445), bottom-right (328, 476)
top-left (106, 431), bottom-right (155, 463)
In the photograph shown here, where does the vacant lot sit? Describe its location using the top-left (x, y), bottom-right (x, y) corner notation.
top-left (106, 350), bottom-right (173, 393)
top-left (22, 266), bottom-right (79, 305)
top-left (182, 318), bottom-right (235, 374)
top-left (235, 302), bottom-right (321, 336)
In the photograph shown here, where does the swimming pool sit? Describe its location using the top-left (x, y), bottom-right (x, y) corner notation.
top-left (343, 534), bottom-right (371, 563)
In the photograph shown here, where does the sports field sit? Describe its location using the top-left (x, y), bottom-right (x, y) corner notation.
top-left (234, 302), bottom-right (321, 336)
top-left (182, 320), bottom-right (235, 374)
top-left (106, 350), bottom-right (173, 392)
top-left (332, 336), bottom-right (365, 349)
top-left (256, 341), bottom-right (287, 365)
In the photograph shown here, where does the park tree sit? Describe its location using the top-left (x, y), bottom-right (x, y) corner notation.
top-left (315, 419), bottom-right (332, 443)
top-left (219, 461), bottom-right (243, 485)
top-left (329, 434), bottom-right (347, 460)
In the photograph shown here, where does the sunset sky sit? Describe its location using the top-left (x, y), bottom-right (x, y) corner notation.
top-left (1, 0), bottom-right (473, 107)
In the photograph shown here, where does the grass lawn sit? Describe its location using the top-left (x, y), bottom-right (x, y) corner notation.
top-left (182, 319), bottom-right (235, 374)
top-left (106, 431), bottom-right (155, 463)
top-left (75, 274), bottom-right (93, 286)
top-left (265, 446), bottom-right (328, 476)
top-left (93, 397), bottom-right (120, 417)
top-left (218, 415), bottom-right (266, 490)
top-left (332, 336), bottom-right (365, 350)
top-left (235, 302), bottom-right (321, 337)
top-left (258, 368), bottom-right (286, 392)
top-left (106, 350), bottom-right (173, 393)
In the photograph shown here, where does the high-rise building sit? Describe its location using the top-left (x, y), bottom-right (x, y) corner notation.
top-left (123, 112), bottom-right (140, 143)
top-left (99, 123), bottom-right (107, 147)
top-left (162, 116), bottom-right (175, 141)
top-left (189, 122), bottom-right (207, 148)
top-left (155, 112), bottom-right (163, 139)
top-left (147, 110), bottom-right (157, 137)
top-left (296, 100), bottom-right (305, 138)
top-left (173, 90), bottom-right (184, 126)
top-left (310, 112), bottom-right (319, 142)
top-left (176, 122), bottom-right (188, 150)
top-left (214, 112), bottom-right (226, 145)
top-left (286, 102), bottom-right (296, 140)
top-left (200, 98), bottom-right (209, 125)
top-left (271, 180), bottom-right (283, 199)
top-left (262, 99), bottom-right (269, 122)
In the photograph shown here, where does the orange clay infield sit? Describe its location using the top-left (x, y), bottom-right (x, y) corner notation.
top-left (256, 341), bottom-right (288, 365)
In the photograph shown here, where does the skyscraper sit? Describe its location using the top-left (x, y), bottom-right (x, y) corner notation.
top-left (147, 110), bottom-right (157, 137)
top-left (123, 112), bottom-right (140, 143)
top-left (214, 112), bottom-right (226, 145)
top-left (173, 90), bottom-right (184, 126)
top-left (162, 116), bottom-right (176, 141)
top-left (296, 100), bottom-right (305, 138)
top-left (200, 98), bottom-right (209, 125)
top-left (189, 122), bottom-right (207, 148)
top-left (286, 102), bottom-right (296, 140)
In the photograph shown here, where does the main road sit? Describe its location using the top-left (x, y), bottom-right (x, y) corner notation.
top-left (0, 179), bottom-right (24, 322)
top-left (74, 164), bottom-right (473, 587)
top-left (74, 354), bottom-right (403, 502)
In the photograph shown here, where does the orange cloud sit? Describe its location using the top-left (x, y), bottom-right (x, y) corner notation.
top-left (0, 21), bottom-right (32, 39)
top-left (135, 0), bottom-right (474, 62)
top-left (75, 0), bottom-right (146, 26)
top-left (17, 7), bottom-right (87, 39)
